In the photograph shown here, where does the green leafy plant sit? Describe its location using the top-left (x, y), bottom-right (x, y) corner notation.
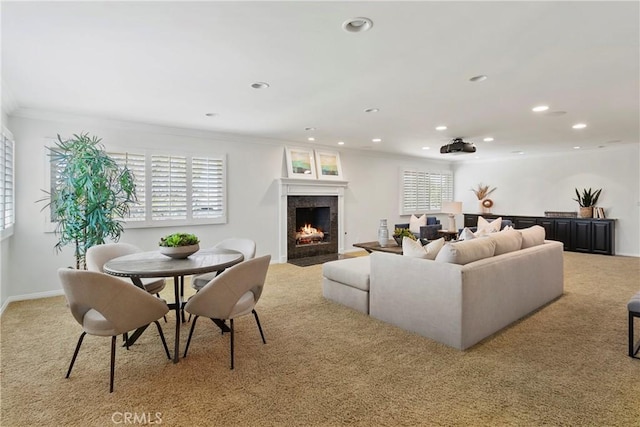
top-left (471, 183), bottom-right (496, 200)
top-left (573, 188), bottom-right (602, 207)
top-left (159, 232), bottom-right (200, 247)
top-left (39, 133), bottom-right (137, 270)
top-left (393, 228), bottom-right (417, 241)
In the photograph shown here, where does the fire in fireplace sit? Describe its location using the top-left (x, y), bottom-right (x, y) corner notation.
top-left (287, 196), bottom-right (338, 260)
top-left (295, 206), bottom-right (329, 245)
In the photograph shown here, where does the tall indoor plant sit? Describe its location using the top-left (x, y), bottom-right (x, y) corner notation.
top-left (40, 133), bottom-right (137, 269)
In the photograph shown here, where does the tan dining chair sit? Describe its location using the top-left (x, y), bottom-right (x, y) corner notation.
top-left (190, 238), bottom-right (256, 291)
top-left (86, 243), bottom-right (167, 295)
top-left (58, 268), bottom-right (171, 393)
top-left (183, 254), bottom-right (271, 369)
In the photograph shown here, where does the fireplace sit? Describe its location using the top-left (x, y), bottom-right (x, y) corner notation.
top-left (278, 179), bottom-right (347, 263)
top-left (287, 196), bottom-right (337, 259)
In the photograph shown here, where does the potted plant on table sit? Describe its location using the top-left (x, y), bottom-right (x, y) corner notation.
top-left (159, 232), bottom-right (200, 258)
top-left (574, 188), bottom-right (602, 218)
top-left (39, 133), bottom-right (137, 269)
top-left (393, 228), bottom-right (416, 246)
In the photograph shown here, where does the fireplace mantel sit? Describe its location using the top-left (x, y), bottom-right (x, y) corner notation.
top-left (278, 178), bottom-right (348, 263)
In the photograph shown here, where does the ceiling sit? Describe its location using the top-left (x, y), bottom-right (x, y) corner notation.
top-left (2, 1), bottom-right (639, 161)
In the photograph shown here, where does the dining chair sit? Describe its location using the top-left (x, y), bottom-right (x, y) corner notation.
top-left (86, 243), bottom-right (167, 295)
top-left (183, 254), bottom-right (271, 369)
top-left (58, 268), bottom-right (171, 393)
top-left (190, 238), bottom-right (257, 291)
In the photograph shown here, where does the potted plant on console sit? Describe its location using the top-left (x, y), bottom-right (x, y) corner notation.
top-left (574, 188), bottom-right (602, 218)
top-left (159, 232), bottom-right (200, 258)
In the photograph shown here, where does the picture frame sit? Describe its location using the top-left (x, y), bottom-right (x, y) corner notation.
top-left (314, 149), bottom-right (343, 180)
top-left (285, 147), bottom-right (317, 179)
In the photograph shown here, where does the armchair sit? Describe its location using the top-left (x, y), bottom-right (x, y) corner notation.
top-left (395, 217), bottom-right (442, 241)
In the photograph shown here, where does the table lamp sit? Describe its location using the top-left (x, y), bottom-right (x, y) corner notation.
top-left (442, 201), bottom-right (463, 232)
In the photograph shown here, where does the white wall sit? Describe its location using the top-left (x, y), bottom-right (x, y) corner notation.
top-left (2, 112), bottom-right (450, 307)
top-left (452, 146), bottom-right (640, 256)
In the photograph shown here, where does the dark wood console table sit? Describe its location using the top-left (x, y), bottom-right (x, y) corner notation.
top-left (463, 213), bottom-right (615, 255)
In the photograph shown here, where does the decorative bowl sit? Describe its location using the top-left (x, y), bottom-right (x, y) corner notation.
top-left (159, 244), bottom-right (200, 259)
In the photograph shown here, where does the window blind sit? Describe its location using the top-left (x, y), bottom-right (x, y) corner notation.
top-left (110, 152), bottom-right (146, 221)
top-left (1, 128), bottom-right (15, 233)
top-left (191, 156), bottom-right (225, 219)
top-left (401, 169), bottom-right (453, 215)
top-left (151, 155), bottom-right (188, 220)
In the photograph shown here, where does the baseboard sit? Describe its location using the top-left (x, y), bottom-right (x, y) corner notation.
top-left (0, 289), bottom-right (65, 316)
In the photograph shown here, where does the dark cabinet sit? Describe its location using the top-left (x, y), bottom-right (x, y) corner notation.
top-left (463, 213), bottom-right (615, 255)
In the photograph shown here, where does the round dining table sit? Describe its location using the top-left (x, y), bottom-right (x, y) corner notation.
top-left (104, 247), bottom-right (244, 363)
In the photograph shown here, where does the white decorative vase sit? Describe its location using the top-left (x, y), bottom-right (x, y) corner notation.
top-left (378, 219), bottom-right (389, 247)
top-left (159, 244), bottom-right (200, 259)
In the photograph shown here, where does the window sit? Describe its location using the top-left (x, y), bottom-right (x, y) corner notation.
top-left (400, 169), bottom-right (453, 215)
top-left (110, 151), bottom-right (227, 227)
top-left (1, 127), bottom-right (15, 239)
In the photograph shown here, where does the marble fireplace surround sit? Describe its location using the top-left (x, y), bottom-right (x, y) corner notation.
top-left (278, 178), bottom-right (348, 263)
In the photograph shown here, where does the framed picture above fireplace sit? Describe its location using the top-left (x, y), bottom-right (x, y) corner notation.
top-left (285, 147), bottom-right (317, 179)
top-left (314, 149), bottom-right (343, 180)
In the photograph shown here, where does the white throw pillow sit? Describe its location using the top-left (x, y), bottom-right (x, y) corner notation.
top-left (458, 227), bottom-right (477, 241)
top-left (402, 236), bottom-right (445, 260)
top-left (489, 229), bottom-right (523, 255)
top-left (520, 225), bottom-right (545, 249)
top-left (477, 216), bottom-right (502, 235)
top-left (409, 214), bottom-right (427, 234)
top-left (435, 238), bottom-right (497, 265)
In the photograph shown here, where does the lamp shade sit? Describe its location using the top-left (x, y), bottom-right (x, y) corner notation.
top-left (442, 201), bottom-right (462, 214)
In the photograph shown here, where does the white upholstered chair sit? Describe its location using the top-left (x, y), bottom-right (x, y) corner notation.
top-left (190, 238), bottom-right (256, 291)
top-left (183, 254), bottom-right (270, 369)
top-left (86, 243), bottom-right (167, 295)
top-left (58, 268), bottom-right (171, 392)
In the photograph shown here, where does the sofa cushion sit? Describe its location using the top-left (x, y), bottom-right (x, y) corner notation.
top-left (520, 225), bottom-right (545, 249)
top-left (409, 214), bottom-right (427, 234)
top-left (322, 256), bottom-right (370, 291)
top-left (489, 229), bottom-right (523, 255)
top-left (435, 238), bottom-right (497, 265)
top-left (403, 236), bottom-right (445, 260)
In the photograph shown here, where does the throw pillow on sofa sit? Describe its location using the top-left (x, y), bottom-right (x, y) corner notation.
top-left (520, 225), bottom-right (545, 249)
top-left (476, 216), bottom-right (502, 236)
top-left (434, 238), bottom-right (497, 265)
top-left (458, 227), bottom-right (477, 241)
top-left (409, 214), bottom-right (427, 234)
top-left (402, 236), bottom-right (445, 260)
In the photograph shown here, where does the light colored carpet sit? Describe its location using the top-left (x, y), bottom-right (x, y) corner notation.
top-left (1, 251), bottom-right (639, 426)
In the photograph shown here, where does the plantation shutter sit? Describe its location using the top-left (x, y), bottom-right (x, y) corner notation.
top-left (110, 151), bottom-right (146, 221)
top-left (191, 156), bottom-right (226, 220)
top-left (151, 155), bottom-right (187, 220)
top-left (401, 169), bottom-right (453, 215)
top-left (1, 128), bottom-right (15, 231)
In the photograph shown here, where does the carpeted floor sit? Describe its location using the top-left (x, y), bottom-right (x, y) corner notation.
top-left (1, 251), bottom-right (639, 426)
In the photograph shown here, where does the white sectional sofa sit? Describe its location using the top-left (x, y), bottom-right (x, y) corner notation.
top-left (323, 226), bottom-right (564, 350)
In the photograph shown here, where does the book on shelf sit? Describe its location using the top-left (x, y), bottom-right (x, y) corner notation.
top-left (593, 206), bottom-right (606, 219)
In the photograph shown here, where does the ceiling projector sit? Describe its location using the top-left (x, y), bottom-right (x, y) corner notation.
top-left (440, 138), bottom-right (476, 154)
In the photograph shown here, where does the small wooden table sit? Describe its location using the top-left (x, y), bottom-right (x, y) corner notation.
top-left (353, 240), bottom-right (403, 255)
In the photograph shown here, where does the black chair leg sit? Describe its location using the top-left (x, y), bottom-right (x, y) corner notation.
top-left (123, 332), bottom-right (129, 350)
top-left (110, 335), bottom-right (116, 393)
top-left (66, 332), bottom-right (86, 379)
top-left (153, 320), bottom-right (171, 360)
top-left (630, 311), bottom-right (640, 359)
top-left (252, 309), bottom-right (266, 344)
top-left (183, 315), bottom-right (199, 358)
top-left (230, 318), bottom-right (234, 370)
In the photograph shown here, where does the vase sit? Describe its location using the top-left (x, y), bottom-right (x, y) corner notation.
top-left (378, 219), bottom-right (389, 247)
top-left (579, 207), bottom-right (593, 218)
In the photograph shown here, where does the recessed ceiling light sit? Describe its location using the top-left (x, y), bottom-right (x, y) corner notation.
top-left (308, 137), bottom-right (315, 142)
top-left (512, 150), bottom-right (525, 155)
top-left (204, 113), bottom-right (217, 117)
top-left (435, 126), bottom-right (447, 131)
top-left (469, 75), bottom-right (488, 82)
top-left (572, 123), bottom-right (587, 129)
top-left (251, 82), bottom-right (270, 89)
top-left (342, 17), bottom-right (373, 33)
top-left (532, 105), bottom-right (549, 112)
top-left (337, 141), bottom-right (345, 145)
top-left (422, 146), bottom-right (430, 150)
top-left (372, 138), bottom-right (382, 143)
top-left (305, 127), bottom-right (316, 131)
top-left (483, 137), bottom-right (494, 142)
top-left (364, 108), bottom-right (379, 113)
top-left (573, 146), bottom-right (581, 149)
